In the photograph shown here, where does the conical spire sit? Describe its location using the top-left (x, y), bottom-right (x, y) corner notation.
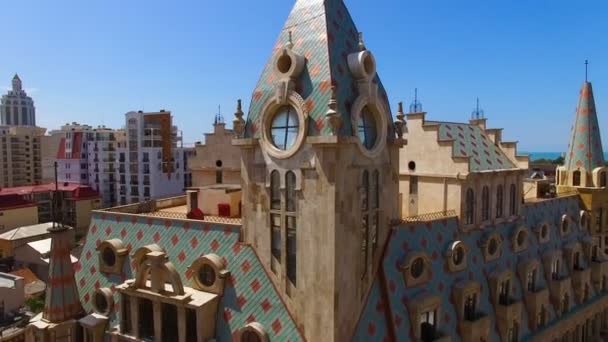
top-left (244, 0), bottom-right (392, 138)
top-left (564, 81), bottom-right (605, 171)
top-left (42, 226), bottom-right (82, 323)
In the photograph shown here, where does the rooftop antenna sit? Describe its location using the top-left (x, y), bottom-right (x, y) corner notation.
top-left (214, 105), bottom-right (224, 125)
top-left (585, 59), bottom-right (589, 82)
top-left (409, 88), bottom-right (423, 113)
top-left (472, 97), bottom-right (485, 119)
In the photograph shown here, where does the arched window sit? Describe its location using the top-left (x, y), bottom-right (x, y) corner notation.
top-left (496, 185), bottom-right (504, 218)
top-left (601, 172), bottom-right (606, 187)
top-left (481, 186), bottom-right (490, 221)
top-left (285, 171), bottom-right (297, 286)
top-left (361, 171), bottom-right (370, 279)
top-left (573, 170), bottom-right (581, 186)
top-left (509, 184), bottom-right (517, 216)
top-left (269, 171), bottom-right (281, 271)
top-left (465, 188), bottom-right (475, 225)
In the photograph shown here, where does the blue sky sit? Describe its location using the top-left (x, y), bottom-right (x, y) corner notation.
top-left (2, 0), bottom-right (608, 151)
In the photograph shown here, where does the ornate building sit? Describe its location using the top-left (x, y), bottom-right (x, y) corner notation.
top-left (1, 75), bottom-right (36, 126)
top-left (16, 0), bottom-right (608, 341)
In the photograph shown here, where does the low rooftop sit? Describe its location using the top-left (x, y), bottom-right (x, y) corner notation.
top-left (0, 222), bottom-right (57, 241)
top-left (0, 182), bottom-right (100, 200)
top-left (100, 195), bottom-right (241, 225)
top-left (0, 272), bottom-right (22, 288)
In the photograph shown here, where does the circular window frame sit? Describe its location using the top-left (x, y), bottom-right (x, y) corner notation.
top-left (197, 263), bottom-right (217, 288)
top-left (190, 253), bottom-right (228, 293)
top-left (483, 233), bottom-right (503, 262)
top-left (446, 240), bottom-right (468, 272)
top-left (93, 287), bottom-right (114, 316)
top-left (408, 161), bottom-right (416, 171)
top-left (410, 257), bottom-right (425, 279)
top-left (102, 247), bottom-right (116, 267)
top-left (260, 95), bottom-right (308, 159)
top-left (351, 99), bottom-right (388, 159)
top-left (237, 322), bottom-right (269, 342)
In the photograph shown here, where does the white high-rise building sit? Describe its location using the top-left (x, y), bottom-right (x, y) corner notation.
top-left (55, 123), bottom-right (126, 207)
top-left (116, 110), bottom-right (184, 205)
top-left (0, 74), bottom-right (36, 126)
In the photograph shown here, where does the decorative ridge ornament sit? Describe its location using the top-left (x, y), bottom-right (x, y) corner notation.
top-left (325, 86), bottom-right (342, 135)
top-left (233, 99), bottom-right (246, 137)
top-left (395, 102), bottom-right (405, 139)
top-left (358, 32), bottom-right (366, 52)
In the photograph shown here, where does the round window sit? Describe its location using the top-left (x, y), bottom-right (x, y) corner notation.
top-left (357, 106), bottom-right (378, 150)
top-left (102, 247), bottom-right (116, 267)
top-left (198, 264), bottom-right (216, 287)
top-left (270, 106), bottom-right (299, 151)
top-left (408, 161), bottom-right (416, 171)
top-left (516, 230), bottom-right (527, 246)
top-left (94, 292), bottom-right (108, 313)
top-left (410, 257), bottom-right (425, 278)
top-left (453, 245), bottom-right (465, 265)
top-left (488, 238), bottom-right (498, 256)
top-left (216, 160), bottom-right (223, 167)
top-left (277, 54), bottom-right (293, 74)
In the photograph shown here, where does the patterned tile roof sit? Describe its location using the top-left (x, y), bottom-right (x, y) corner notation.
top-left (43, 227), bottom-right (83, 323)
top-left (354, 195), bottom-right (594, 341)
top-left (436, 122), bottom-right (517, 171)
top-left (245, 0), bottom-right (393, 138)
top-left (564, 82), bottom-right (605, 171)
top-left (74, 212), bottom-right (303, 341)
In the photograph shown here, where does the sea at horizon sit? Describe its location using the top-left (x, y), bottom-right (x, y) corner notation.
top-left (524, 152), bottom-right (608, 161)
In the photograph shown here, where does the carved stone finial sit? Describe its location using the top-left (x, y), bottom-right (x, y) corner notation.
top-left (233, 99), bottom-right (246, 138)
top-left (395, 101), bottom-right (406, 139)
top-left (325, 86), bottom-right (342, 135)
top-left (286, 31), bottom-right (294, 50)
top-left (358, 32), bottom-right (366, 51)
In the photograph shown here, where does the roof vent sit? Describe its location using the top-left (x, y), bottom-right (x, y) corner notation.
top-left (63, 182), bottom-right (68, 187)
top-left (160, 109), bottom-right (166, 112)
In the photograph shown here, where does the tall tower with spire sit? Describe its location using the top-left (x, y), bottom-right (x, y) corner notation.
top-left (233, 0), bottom-right (401, 340)
top-left (557, 62), bottom-right (608, 242)
top-left (0, 74), bottom-right (37, 126)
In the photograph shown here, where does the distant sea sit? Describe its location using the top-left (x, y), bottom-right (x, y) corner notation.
top-left (523, 152), bottom-right (608, 161)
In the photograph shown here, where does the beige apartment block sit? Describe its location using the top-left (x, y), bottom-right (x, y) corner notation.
top-left (0, 194), bottom-right (39, 233)
top-left (0, 125), bottom-right (45, 187)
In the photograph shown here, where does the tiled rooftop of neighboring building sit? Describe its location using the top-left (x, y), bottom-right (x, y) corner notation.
top-left (0, 222), bottom-right (55, 241)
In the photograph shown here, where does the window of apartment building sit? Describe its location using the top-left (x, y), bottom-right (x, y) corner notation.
top-left (481, 186), bottom-right (489, 221)
top-left (410, 176), bottom-right (418, 195)
top-left (270, 170), bottom-right (281, 273)
top-left (573, 170), bottom-right (581, 186)
top-left (144, 187), bottom-right (150, 197)
top-left (509, 184), bottom-right (516, 216)
top-left (551, 259), bottom-right (560, 280)
top-left (465, 188), bottom-right (475, 225)
top-left (526, 269), bottom-right (537, 292)
top-left (420, 309), bottom-right (437, 342)
top-left (463, 293), bottom-right (477, 321)
top-left (143, 152), bottom-right (149, 163)
top-left (499, 279), bottom-right (511, 305)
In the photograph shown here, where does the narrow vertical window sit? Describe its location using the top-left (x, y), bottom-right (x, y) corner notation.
top-left (216, 170), bottom-right (223, 184)
top-left (409, 175), bottom-right (418, 195)
top-left (600, 172), bottom-right (606, 187)
top-left (481, 186), bottom-right (490, 221)
top-left (286, 171), bottom-right (297, 287)
top-left (465, 188), bottom-right (475, 225)
top-left (270, 171), bottom-right (281, 271)
top-left (573, 170), bottom-right (581, 186)
top-left (361, 170), bottom-right (370, 279)
top-left (509, 184), bottom-right (516, 216)
top-left (496, 185), bottom-right (504, 218)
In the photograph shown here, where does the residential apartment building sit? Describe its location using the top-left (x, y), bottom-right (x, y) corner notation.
top-left (0, 75), bottom-right (36, 126)
top-left (116, 110), bottom-right (184, 205)
top-left (0, 183), bottom-right (100, 238)
top-left (55, 122), bottom-right (126, 207)
top-left (0, 125), bottom-right (45, 187)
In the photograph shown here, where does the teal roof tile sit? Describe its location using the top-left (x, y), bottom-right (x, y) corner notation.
top-left (74, 212), bottom-right (303, 341)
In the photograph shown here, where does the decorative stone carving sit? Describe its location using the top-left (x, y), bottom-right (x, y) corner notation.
top-left (395, 102), bottom-right (405, 139)
top-left (325, 86), bottom-right (342, 135)
top-left (97, 239), bottom-right (128, 274)
top-left (273, 31), bottom-right (306, 105)
top-left (233, 99), bottom-right (246, 138)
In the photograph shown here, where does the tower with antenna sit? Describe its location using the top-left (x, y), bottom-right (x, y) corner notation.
top-left (214, 105), bottom-right (224, 126)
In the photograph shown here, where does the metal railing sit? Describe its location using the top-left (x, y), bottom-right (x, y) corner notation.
top-left (400, 210), bottom-right (458, 223)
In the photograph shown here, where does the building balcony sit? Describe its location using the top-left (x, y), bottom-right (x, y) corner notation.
top-left (458, 313), bottom-right (490, 342)
top-left (523, 288), bottom-right (550, 330)
top-left (571, 267), bottom-right (591, 303)
top-left (103, 168), bottom-right (115, 173)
